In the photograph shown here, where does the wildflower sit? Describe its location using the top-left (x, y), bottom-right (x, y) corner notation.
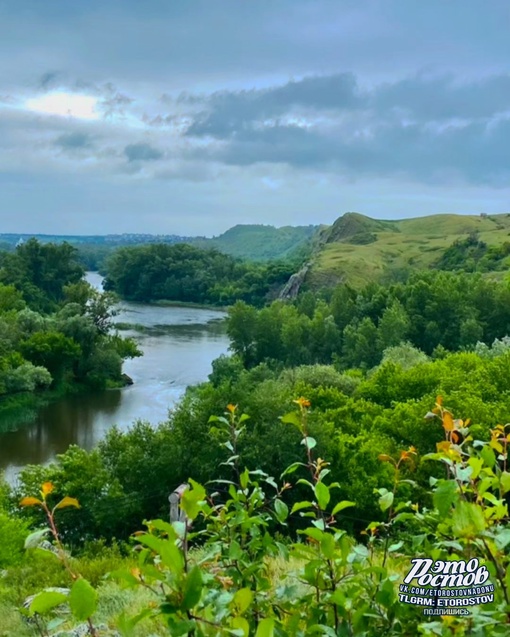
top-left (294, 397), bottom-right (311, 409)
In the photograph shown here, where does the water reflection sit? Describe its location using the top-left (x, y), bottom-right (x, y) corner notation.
top-left (0, 273), bottom-right (229, 482)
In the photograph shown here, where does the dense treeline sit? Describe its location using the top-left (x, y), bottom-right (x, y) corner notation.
top-left (228, 270), bottom-right (510, 369)
top-left (0, 240), bottom-right (140, 427)
top-left (8, 340), bottom-right (510, 546)
top-left (103, 243), bottom-right (296, 306)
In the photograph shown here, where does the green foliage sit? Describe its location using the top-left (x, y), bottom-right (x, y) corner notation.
top-left (0, 240), bottom-right (141, 422)
top-left (0, 239), bottom-right (84, 312)
top-left (103, 243), bottom-right (296, 307)
top-left (228, 270), bottom-right (510, 370)
top-left (436, 232), bottom-right (510, 273)
top-left (0, 512), bottom-right (29, 568)
top-left (196, 223), bottom-right (317, 261)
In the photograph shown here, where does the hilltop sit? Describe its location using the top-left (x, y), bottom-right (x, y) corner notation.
top-left (307, 211), bottom-right (510, 288)
top-left (195, 223), bottom-right (317, 260)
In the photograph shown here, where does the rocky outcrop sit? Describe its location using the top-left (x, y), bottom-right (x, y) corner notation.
top-left (278, 264), bottom-right (310, 300)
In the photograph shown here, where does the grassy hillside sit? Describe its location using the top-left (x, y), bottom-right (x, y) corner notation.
top-left (195, 223), bottom-right (318, 260)
top-left (308, 211), bottom-right (510, 288)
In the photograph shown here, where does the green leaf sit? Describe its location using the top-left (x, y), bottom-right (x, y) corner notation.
top-left (240, 469), bottom-right (249, 490)
top-left (233, 588), bottom-right (253, 615)
top-left (320, 533), bottom-right (336, 559)
top-left (281, 412), bottom-right (302, 428)
top-left (388, 541), bottom-right (404, 553)
top-left (468, 457), bottom-right (484, 480)
top-left (182, 566), bottom-right (203, 610)
top-left (229, 539), bottom-right (243, 560)
top-left (265, 476), bottom-right (278, 490)
top-left (274, 498), bottom-right (289, 523)
top-left (300, 527), bottom-right (326, 542)
top-left (29, 590), bottom-right (68, 616)
top-left (500, 471), bottom-right (510, 495)
top-left (301, 436), bottom-right (317, 449)
top-left (378, 491), bottom-right (394, 513)
top-left (331, 500), bottom-right (355, 516)
top-left (281, 462), bottom-right (306, 478)
top-left (291, 500), bottom-right (314, 514)
top-left (433, 480), bottom-right (458, 517)
top-left (69, 578), bottom-right (98, 621)
top-left (315, 482), bottom-right (330, 510)
top-left (495, 528), bottom-right (510, 550)
top-left (46, 618), bottom-right (66, 631)
top-left (137, 534), bottom-right (184, 574)
top-left (180, 479), bottom-right (206, 520)
top-left (481, 445), bottom-right (496, 469)
top-left (452, 500), bottom-right (486, 538)
top-left (230, 617), bottom-right (250, 636)
top-left (255, 617), bottom-right (275, 637)
top-left (24, 528), bottom-right (49, 550)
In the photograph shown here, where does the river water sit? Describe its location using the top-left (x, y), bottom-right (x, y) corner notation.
top-left (0, 272), bottom-right (230, 482)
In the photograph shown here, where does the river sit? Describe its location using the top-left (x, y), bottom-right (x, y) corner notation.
top-left (0, 272), bottom-right (230, 483)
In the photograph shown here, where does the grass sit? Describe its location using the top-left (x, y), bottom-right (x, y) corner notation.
top-left (309, 212), bottom-right (510, 288)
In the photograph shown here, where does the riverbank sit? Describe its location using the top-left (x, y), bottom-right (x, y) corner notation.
top-left (0, 290), bottom-right (230, 479)
top-left (0, 376), bottom-right (132, 434)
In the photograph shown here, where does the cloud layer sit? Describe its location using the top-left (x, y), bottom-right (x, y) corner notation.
top-left (0, 0), bottom-right (509, 234)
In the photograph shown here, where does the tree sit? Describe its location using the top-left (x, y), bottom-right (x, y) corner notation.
top-left (20, 332), bottom-right (81, 381)
top-left (377, 300), bottom-right (410, 350)
top-left (227, 301), bottom-right (258, 366)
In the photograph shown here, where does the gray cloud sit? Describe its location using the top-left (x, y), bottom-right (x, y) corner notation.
top-left (124, 143), bottom-right (164, 162)
top-left (1, 1), bottom-right (510, 234)
top-left (55, 131), bottom-right (94, 150)
top-left (185, 73), bottom-right (362, 137)
top-left (39, 71), bottom-right (62, 90)
top-left (180, 72), bottom-right (510, 186)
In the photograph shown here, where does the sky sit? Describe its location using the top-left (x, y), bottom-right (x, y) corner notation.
top-left (1, 0), bottom-right (510, 236)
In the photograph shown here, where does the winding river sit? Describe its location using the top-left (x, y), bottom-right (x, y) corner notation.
top-left (0, 272), bottom-right (230, 482)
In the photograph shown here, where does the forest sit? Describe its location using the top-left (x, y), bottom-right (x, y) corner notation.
top-left (103, 243), bottom-right (298, 306)
top-left (1, 239), bottom-right (510, 635)
top-left (0, 239), bottom-right (140, 430)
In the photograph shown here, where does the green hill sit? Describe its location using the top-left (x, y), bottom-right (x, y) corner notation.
top-left (308, 212), bottom-right (510, 288)
top-left (195, 224), bottom-right (318, 261)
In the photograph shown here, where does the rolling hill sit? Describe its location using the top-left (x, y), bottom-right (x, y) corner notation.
top-left (306, 212), bottom-right (510, 289)
top-left (194, 224), bottom-right (318, 261)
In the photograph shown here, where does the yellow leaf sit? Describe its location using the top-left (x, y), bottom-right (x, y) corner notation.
top-left (436, 396), bottom-right (443, 406)
top-left (442, 412), bottom-right (454, 432)
top-left (41, 482), bottom-right (54, 496)
top-left (377, 454), bottom-right (393, 462)
top-left (20, 496), bottom-right (42, 507)
top-left (436, 441), bottom-right (451, 453)
top-left (490, 438), bottom-right (504, 453)
top-left (54, 497), bottom-right (80, 510)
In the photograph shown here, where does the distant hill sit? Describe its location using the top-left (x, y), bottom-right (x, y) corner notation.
top-left (0, 225), bottom-right (318, 263)
top-left (0, 233), bottom-right (196, 247)
top-left (195, 224), bottom-right (318, 261)
top-left (308, 212), bottom-right (510, 288)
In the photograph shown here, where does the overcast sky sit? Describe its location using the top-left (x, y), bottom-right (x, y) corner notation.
top-left (1, 0), bottom-right (509, 236)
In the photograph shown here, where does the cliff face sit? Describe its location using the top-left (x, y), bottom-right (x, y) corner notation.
top-left (278, 264), bottom-right (310, 300)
